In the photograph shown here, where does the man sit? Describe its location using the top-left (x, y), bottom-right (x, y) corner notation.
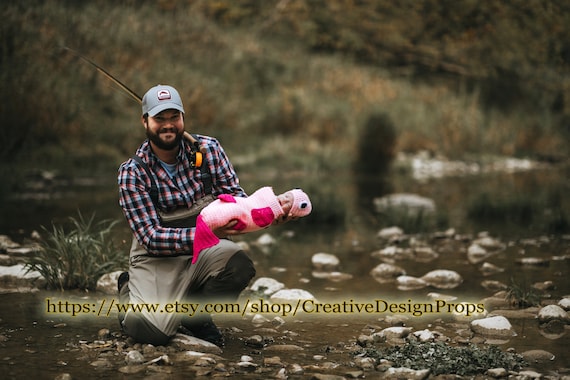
top-left (117, 84), bottom-right (285, 346)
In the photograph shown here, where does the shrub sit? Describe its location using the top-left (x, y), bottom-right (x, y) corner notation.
top-left (25, 213), bottom-right (127, 291)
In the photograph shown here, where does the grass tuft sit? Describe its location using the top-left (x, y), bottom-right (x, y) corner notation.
top-left (25, 213), bottom-right (127, 291)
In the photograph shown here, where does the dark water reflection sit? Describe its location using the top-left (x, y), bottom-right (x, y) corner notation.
top-left (0, 166), bottom-right (569, 377)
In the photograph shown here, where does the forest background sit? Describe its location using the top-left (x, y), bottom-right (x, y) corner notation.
top-left (1, 0), bottom-right (569, 186)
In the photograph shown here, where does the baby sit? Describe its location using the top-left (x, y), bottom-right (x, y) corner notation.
top-left (192, 186), bottom-right (312, 263)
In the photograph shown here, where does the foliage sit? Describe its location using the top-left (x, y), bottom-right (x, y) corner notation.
top-left (1, 0), bottom-right (569, 176)
top-left (356, 339), bottom-right (527, 376)
top-left (25, 213), bottom-right (127, 291)
top-left (505, 277), bottom-right (541, 308)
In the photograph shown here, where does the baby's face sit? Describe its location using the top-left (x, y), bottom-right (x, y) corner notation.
top-left (277, 192), bottom-right (294, 215)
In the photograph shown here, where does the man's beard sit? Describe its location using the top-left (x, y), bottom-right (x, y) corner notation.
top-left (146, 127), bottom-right (183, 150)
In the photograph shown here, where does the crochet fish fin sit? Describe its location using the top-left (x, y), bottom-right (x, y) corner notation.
top-left (192, 215), bottom-right (220, 264)
top-left (217, 194), bottom-right (237, 203)
top-left (251, 207), bottom-right (275, 228)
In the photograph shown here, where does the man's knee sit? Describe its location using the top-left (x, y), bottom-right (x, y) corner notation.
top-left (201, 250), bottom-right (255, 298)
top-left (224, 250), bottom-right (256, 287)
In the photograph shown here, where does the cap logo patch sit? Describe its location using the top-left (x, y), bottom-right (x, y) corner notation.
top-left (157, 89), bottom-right (171, 100)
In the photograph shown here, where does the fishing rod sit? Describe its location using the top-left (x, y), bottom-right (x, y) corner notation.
top-left (62, 46), bottom-right (198, 145)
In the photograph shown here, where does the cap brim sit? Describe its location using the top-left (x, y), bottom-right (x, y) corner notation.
top-left (147, 103), bottom-right (185, 117)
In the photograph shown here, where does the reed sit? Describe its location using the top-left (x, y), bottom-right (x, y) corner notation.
top-left (25, 213), bottom-right (126, 291)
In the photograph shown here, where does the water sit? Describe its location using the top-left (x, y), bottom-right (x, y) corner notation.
top-left (0, 165), bottom-right (569, 377)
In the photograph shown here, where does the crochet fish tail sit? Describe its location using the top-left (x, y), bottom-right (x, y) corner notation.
top-left (192, 215), bottom-right (221, 264)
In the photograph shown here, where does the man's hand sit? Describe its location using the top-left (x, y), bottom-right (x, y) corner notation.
top-left (213, 219), bottom-right (241, 238)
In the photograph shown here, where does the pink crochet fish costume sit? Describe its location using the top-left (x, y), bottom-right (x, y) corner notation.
top-left (192, 186), bottom-right (312, 263)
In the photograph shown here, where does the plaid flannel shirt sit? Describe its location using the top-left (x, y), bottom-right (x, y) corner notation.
top-left (118, 135), bottom-right (246, 255)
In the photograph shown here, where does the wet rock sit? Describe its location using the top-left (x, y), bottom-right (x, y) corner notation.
top-left (531, 280), bottom-right (555, 291)
top-left (473, 235), bottom-right (504, 250)
top-left (354, 356), bottom-right (375, 370)
top-left (558, 297), bottom-right (570, 311)
top-left (375, 326), bottom-right (412, 340)
top-left (373, 193), bottom-right (436, 217)
top-left (312, 271), bottom-right (353, 282)
top-left (515, 257), bottom-right (550, 266)
top-left (97, 328), bottom-right (111, 340)
top-left (481, 280), bottom-right (508, 292)
top-left (413, 329), bottom-right (436, 342)
top-left (420, 269), bottom-right (463, 289)
top-left (264, 344), bottom-right (304, 352)
top-left (249, 277), bottom-right (285, 296)
top-left (518, 370), bottom-right (544, 379)
top-left (470, 316), bottom-right (515, 338)
top-left (383, 367), bottom-right (430, 380)
top-left (376, 226), bottom-right (404, 240)
top-left (270, 288), bottom-right (316, 303)
top-left (370, 263), bottom-right (406, 283)
top-left (537, 304), bottom-right (569, 323)
top-left (486, 367), bottom-right (508, 378)
top-left (426, 292), bottom-right (457, 301)
top-left (371, 246), bottom-right (413, 262)
top-left (311, 252), bottom-right (340, 271)
top-left (287, 363), bottom-right (304, 375)
top-left (396, 275), bottom-right (427, 290)
top-left (170, 333), bottom-right (222, 354)
top-left (413, 246), bottom-right (439, 262)
top-left (311, 374), bottom-right (345, 380)
top-left (521, 349), bottom-right (555, 364)
top-left (118, 365), bottom-right (146, 374)
top-left (125, 350), bottom-right (145, 365)
top-left (244, 334), bottom-right (265, 348)
top-left (264, 356), bottom-right (283, 367)
top-left (479, 262), bottom-right (504, 276)
top-left (96, 271), bottom-right (123, 295)
top-left (467, 243), bottom-right (493, 264)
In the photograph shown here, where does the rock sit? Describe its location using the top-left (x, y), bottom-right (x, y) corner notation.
top-left (383, 367), bottom-right (430, 380)
top-left (467, 244), bottom-right (492, 264)
top-left (311, 271), bottom-right (353, 282)
top-left (558, 297), bottom-right (570, 311)
top-left (420, 269), bottom-right (463, 289)
top-left (515, 257), bottom-right (550, 266)
top-left (537, 304), bottom-right (569, 323)
top-left (170, 333), bottom-right (222, 354)
top-left (479, 262), bottom-right (504, 276)
top-left (377, 226), bottom-right (404, 240)
top-left (125, 350), bottom-right (145, 365)
top-left (54, 374), bottom-right (73, 380)
top-left (311, 252), bottom-right (340, 271)
top-left (370, 246), bottom-right (413, 262)
top-left (370, 263), bottom-right (406, 283)
top-left (473, 235), bottom-right (504, 250)
top-left (0, 264), bottom-right (42, 280)
top-left (413, 246), bottom-right (439, 262)
top-left (481, 280), bottom-right (508, 292)
top-left (96, 271), bottom-right (123, 294)
top-left (470, 316), bottom-right (515, 338)
top-left (521, 349), bottom-right (555, 363)
top-left (270, 289), bottom-right (316, 303)
top-left (517, 370), bottom-right (544, 379)
top-left (413, 329), bottom-right (436, 342)
top-left (396, 275), bottom-right (427, 290)
top-left (375, 326), bottom-right (412, 340)
top-left (264, 344), bottom-right (304, 352)
top-left (256, 233), bottom-right (276, 246)
top-left (249, 277), bottom-right (285, 296)
top-left (486, 367), bottom-right (508, 378)
top-left (373, 193), bottom-right (436, 216)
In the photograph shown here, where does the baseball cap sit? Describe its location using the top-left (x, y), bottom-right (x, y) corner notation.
top-left (142, 84), bottom-right (185, 116)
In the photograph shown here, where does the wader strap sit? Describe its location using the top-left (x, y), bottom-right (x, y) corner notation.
top-left (132, 155), bottom-right (159, 207)
top-left (131, 138), bottom-right (213, 209)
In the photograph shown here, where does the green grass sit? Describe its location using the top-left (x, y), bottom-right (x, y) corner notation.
top-left (25, 213), bottom-right (127, 291)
